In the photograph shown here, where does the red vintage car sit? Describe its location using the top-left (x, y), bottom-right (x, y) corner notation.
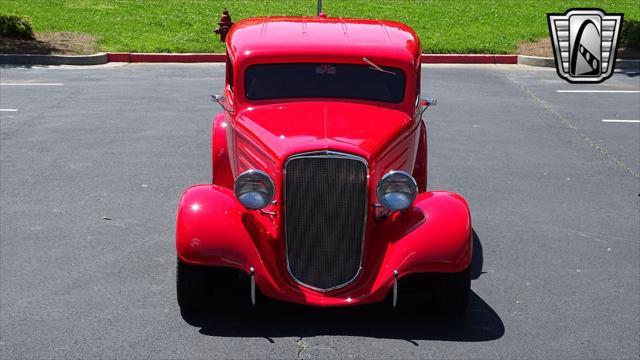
top-left (176, 15), bottom-right (472, 315)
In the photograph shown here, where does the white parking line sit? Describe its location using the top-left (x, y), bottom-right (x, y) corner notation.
top-left (0, 109), bottom-right (18, 112)
top-left (602, 119), bottom-right (640, 123)
top-left (0, 83), bottom-right (64, 86)
top-left (557, 90), bottom-right (640, 93)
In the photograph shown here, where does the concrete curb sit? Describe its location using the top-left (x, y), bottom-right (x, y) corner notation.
top-left (11, 52), bottom-right (638, 68)
top-left (107, 53), bottom-right (518, 64)
top-left (107, 53), bottom-right (227, 62)
top-left (518, 54), bottom-right (640, 70)
top-left (423, 54), bottom-right (517, 64)
top-left (1, 52), bottom-right (635, 67)
top-left (615, 59), bottom-right (640, 70)
top-left (0, 52), bottom-right (108, 65)
top-left (0, 52), bottom-right (519, 65)
top-left (517, 55), bottom-right (555, 67)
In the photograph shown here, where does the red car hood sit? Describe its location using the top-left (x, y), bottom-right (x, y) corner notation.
top-left (235, 101), bottom-right (413, 159)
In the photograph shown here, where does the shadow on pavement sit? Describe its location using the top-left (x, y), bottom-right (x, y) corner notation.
top-left (0, 64), bottom-right (37, 69)
top-left (618, 67), bottom-right (640, 77)
top-left (181, 230), bottom-right (503, 343)
top-left (181, 291), bottom-right (503, 343)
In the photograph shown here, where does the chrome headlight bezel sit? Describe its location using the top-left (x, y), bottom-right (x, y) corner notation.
top-left (376, 171), bottom-right (418, 211)
top-left (234, 169), bottom-right (275, 210)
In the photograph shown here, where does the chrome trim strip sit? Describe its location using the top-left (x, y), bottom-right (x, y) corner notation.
top-left (393, 270), bottom-right (399, 308)
top-left (250, 267), bottom-right (256, 306)
top-left (283, 150), bottom-right (369, 293)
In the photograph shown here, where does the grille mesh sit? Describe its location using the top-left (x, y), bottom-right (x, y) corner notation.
top-left (285, 155), bottom-right (367, 290)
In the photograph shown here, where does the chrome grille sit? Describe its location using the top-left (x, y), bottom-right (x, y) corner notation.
top-left (284, 152), bottom-right (368, 291)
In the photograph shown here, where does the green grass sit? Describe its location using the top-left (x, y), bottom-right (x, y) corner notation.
top-left (1, 0), bottom-right (639, 53)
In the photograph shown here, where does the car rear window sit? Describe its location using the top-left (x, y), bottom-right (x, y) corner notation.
top-left (244, 63), bottom-right (405, 103)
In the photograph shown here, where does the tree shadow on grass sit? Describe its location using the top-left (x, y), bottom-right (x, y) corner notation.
top-left (1, 35), bottom-right (61, 55)
top-left (1, 33), bottom-right (98, 55)
top-left (181, 230), bottom-right (503, 343)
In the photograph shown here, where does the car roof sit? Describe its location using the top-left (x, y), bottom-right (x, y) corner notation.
top-left (226, 17), bottom-right (421, 68)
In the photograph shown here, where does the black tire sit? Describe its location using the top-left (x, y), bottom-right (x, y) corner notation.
top-left (431, 267), bottom-right (471, 317)
top-left (176, 259), bottom-right (210, 311)
top-left (396, 267), bottom-right (470, 317)
top-left (176, 258), bottom-right (251, 312)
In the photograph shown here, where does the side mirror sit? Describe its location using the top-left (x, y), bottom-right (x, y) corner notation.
top-left (419, 97), bottom-right (437, 117)
top-left (421, 97), bottom-right (437, 107)
top-left (211, 94), bottom-right (234, 113)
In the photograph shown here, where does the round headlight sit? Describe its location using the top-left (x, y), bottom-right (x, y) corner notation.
top-left (376, 171), bottom-right (418, 211)
top-left (234, 170), bottom-right (275, 210)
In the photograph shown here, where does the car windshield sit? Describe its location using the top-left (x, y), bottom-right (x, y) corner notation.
top-left (244, 63), bottom-right (405, 103)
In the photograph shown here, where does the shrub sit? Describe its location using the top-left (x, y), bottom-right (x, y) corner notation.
top-left (620, 19), bottom-right (640, 49)
top-left (0, 13), bottom-right (35, 39)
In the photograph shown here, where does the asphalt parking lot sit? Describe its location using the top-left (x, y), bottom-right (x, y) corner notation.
top-left (1, 62), bottom-right (638, 359)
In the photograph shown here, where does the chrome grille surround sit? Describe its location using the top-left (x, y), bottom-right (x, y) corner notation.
top-left (283, 151), bottom-right (368, 292)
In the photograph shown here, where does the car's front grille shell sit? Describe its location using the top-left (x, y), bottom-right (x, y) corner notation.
top-left (284, 152), bottom-right (368, 291)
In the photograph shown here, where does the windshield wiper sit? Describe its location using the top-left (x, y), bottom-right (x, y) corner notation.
top-left (363, 57), bottom-right (397, 75)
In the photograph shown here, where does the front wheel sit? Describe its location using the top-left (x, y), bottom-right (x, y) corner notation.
top-left (396, 267), bottom-right (470, 317)
top-left (176, 258), bottom-right (251, 312)
top-left (431, 267), bottom-right (471, 316)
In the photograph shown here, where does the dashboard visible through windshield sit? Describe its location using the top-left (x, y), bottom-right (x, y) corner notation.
top-left (244, 63), bottom-right (406, 103)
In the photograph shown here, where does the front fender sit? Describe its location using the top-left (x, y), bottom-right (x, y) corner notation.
top-left (176, 186), bottom-right (471, 306)
top-left (176, 184), bottom-right (285, 298)
top-left (370, 191), bottom-right (472, 288)
top-left (325, 190), bottom-right (472, 306)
